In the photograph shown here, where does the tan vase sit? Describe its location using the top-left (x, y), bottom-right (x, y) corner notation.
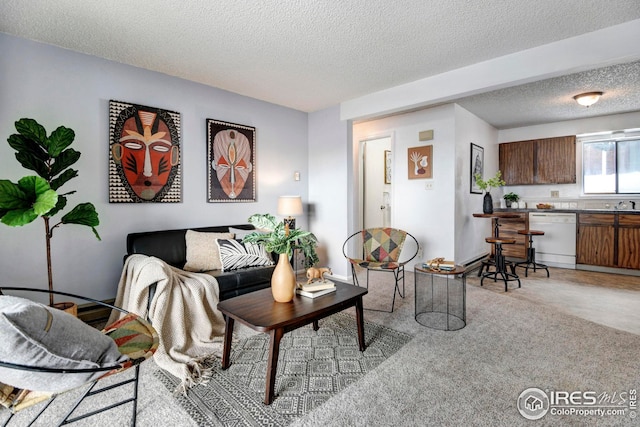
top-left (271, 253), bottom-right (296, 302)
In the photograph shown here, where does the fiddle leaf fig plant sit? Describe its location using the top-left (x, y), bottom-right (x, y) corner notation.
top-left (0, 118), bottom-right (100, 306)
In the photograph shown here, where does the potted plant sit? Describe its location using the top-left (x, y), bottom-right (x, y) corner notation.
top-left (503, 192), bottom-right (519, 208)
top-left (243, 213), bottom-right (318, 302)
top-left (474, 170), bottom-right (506, 214)
top-left (0, 118), bottom-right (100, 311)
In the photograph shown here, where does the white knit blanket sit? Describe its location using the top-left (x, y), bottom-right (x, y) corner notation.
top-left (109, 254), bottom-right (226, 393)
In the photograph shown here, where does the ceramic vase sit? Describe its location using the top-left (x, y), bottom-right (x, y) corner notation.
top-left (271, 253), bottom-right (296, 302)
top-left (483, 192), bottom-right (494, 214)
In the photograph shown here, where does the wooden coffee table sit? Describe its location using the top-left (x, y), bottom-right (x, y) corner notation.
top-left (217, 280), bottom-right (367, 405)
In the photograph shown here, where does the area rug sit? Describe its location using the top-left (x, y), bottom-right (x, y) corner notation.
top-left (154, 313), bottom-right (413, 426)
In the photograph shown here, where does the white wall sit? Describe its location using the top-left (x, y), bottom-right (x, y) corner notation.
top-left (0, 34), bottom-right (309, 301)
top-left (352, 105), bottom-right (457, 265)
top-left (307, 106), bottom-right (350, 278)
top-left (497, 111), bottom-right (640, 203)
top-left (454, 105), bottom-right (499, 264)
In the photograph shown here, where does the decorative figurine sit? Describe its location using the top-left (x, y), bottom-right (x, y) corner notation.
top-left (306, 267), bottom-right (332, 284)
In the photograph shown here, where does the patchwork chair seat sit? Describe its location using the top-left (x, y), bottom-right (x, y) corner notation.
top-left (343, 228), bottom-right (419, 312)
top-left (0, 287), bottom-right (158, 426)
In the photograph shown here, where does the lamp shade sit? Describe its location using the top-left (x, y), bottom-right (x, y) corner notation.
top-left (573, 92), bottom-right (603, 107)
top-left (277, 196), bottom-right (303, 217)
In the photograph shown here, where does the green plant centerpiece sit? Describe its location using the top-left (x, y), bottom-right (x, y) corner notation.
top-left (473, 170), bottom-right (506, 214)
top-left (503, 192), bottom-right (519, 207)
top-left (243, 213), bottom-right (318, 302)
top-left (0, 118), bottom-right (100, 307)
top-left (243, 213), bottom-right (318, 268)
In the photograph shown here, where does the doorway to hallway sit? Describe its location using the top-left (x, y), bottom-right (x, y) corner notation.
top-left (361, 136), bottom-right (392, 229)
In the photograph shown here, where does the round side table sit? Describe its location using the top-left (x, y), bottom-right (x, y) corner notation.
top-left (414, 265), bottom-right (466, 330)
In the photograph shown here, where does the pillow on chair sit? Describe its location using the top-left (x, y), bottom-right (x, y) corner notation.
top-left (0, 296), bottom-right (128, 393)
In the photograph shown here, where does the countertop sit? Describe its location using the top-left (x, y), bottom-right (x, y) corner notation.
top-left (494, 208), bottom-right (640, 215)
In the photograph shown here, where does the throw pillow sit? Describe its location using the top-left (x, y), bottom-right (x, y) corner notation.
top-left (216, 239), bottom-right (274, 271)
top-left (183, 230), bottom-right (234, 272)
top-left (0, 296), bottom-right (128, 393)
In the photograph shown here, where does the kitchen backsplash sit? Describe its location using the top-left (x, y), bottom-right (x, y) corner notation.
top-left (499, 198), bottom-right (638, 210)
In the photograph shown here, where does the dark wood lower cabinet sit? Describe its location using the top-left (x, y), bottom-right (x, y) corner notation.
top-left (576, 223), bottom-right (615, 267)
top-left (497, 213), bottom-right (528, 259)
top-left (618, 215), bottom-right (640, 269)
top-left (577, 213), bottom-right (640, 270)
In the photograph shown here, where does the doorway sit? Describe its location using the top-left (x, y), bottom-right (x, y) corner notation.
top-left (361, 136), bottom-right (392, 229)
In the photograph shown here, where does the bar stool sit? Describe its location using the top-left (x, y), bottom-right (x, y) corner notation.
top-left (514, 229), bottom-right (549, 277)
top-left (480, 237), bottom-right (521, 291)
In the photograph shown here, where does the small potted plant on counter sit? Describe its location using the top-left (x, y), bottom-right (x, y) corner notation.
top-left (503, 192), bottom-right (520, 208)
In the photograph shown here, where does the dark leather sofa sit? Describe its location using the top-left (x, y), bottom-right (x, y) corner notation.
top-left (126, 224), bottom-right (275, 301)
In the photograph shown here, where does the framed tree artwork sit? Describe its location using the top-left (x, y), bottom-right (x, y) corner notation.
top-left (207, 119), bottom-right (256, 202)
top-left (470, 143), bottom-right (484, 194)
top-left (407, 145), bottom-right (432, 179)
top-left (109, 100), bottom-right (182, 203)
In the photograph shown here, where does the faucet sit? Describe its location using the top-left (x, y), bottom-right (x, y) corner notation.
top-left (631, 201), bottom-right (637, 210)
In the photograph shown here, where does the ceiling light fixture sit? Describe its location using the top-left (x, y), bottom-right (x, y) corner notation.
top-left (573, 91), bottom-right (603, 107)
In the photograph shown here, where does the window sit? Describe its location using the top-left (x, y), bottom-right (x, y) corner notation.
top-left (582, 136), bottom-right (640, 194)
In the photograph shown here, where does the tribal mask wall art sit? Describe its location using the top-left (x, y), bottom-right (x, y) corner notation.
top-left (109, 100), bottom-right (181, 203)
top-left (207, 119), bottom-right (256, 202)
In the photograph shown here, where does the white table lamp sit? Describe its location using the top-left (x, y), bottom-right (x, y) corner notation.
top-left (278, 195), bottom-right (303, 232)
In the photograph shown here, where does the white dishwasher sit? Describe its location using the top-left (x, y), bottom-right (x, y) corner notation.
top-left (528, 212), bottom-right (577, 269)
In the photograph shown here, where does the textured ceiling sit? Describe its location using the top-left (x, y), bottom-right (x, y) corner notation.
top-left (2, 0), bottom-right (640, 128)
top-left (456, 60), bottom-right (640, 129)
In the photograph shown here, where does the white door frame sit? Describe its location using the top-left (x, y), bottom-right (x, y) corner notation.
top-left (358, 133), bottom-right (394, 230)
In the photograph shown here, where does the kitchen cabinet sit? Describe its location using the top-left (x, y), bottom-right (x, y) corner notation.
top-left (499, 136), bottom-right (576, 185)
top-left (576, 214), bottom-right (615, 267)
top-left (577, 213), bottom-right (640, 269)
top-left (618, 215), bottom-right (640, 269)
top-left (496, 213), bottom-right (528, 259)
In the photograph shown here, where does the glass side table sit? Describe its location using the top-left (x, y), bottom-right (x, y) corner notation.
top-left (414, 265), bottom-right (466, 330)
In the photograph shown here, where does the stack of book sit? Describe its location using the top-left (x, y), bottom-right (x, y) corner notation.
top-left (422, 260), bottom-right (456, 271)
top-left (296, 280), bottom-right (336, 298)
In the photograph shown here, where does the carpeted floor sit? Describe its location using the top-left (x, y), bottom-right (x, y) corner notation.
top-left (154, 313), bottom-right (412, 426)
top-left (3, 267), bottom-right (639, 426)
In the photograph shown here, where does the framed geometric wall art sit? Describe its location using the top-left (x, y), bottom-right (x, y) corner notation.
top-left (470, 143), bottom-right (484, 194)
top-left (109, 100), bottom-right (182, 203)
top-left (206, 119), bottom-right (256, 202)
top-left (407, 145), bottom-right (433, 179)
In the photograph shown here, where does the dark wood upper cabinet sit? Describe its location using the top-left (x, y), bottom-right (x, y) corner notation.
top-left (499, 135), bottom-right (576, 185)
top-left (499, 141), bottom-right (534, 185)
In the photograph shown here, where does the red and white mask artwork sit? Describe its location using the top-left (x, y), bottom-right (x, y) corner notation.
top-left (211, 130), bottom-right (253, 199)
top-left (112, 110), bottom-right (179, 201)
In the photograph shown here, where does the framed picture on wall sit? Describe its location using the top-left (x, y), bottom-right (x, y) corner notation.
top-left (470, 143), bottom-right (484, 194)
top-left (384, 150), bottom-right (392, 184)
top-left (407, 145), bottom-right (432, 179)
top-left (207, 119), bottom-right (256, 202)
top-left (109, 100), bottom-right (182, 203)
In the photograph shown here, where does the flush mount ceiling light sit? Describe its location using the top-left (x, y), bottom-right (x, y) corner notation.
top-left (573, 91), bottom-right (603, 107)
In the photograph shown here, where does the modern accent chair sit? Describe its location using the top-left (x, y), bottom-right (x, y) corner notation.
top-left (342, 228), bottom-right (419, 312)
top-left (0, 287), bottom-right (158, 427)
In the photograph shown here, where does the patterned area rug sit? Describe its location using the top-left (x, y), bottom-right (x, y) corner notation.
top-left (155, 313), bottom-right (413, 426)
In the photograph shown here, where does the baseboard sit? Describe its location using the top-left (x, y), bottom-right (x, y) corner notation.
top-left (576, 264), bottom-right (640, 277)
